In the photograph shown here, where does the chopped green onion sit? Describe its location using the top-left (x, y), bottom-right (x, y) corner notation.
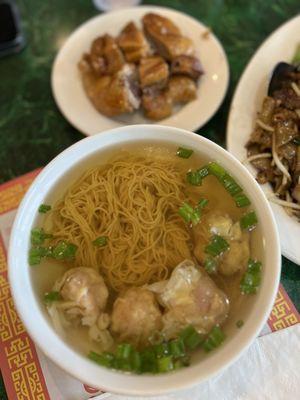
top-left (44, 291), bottom-right (61, 304)
top-left (93, 236), bottom-right (108, 247)
top-left (157, 356), bottom-right (174, 373)
top-left (88, 351), bottom-right (114, 367)
top-left (205, 235), bottom-right (229, 257)
top-left (292, 43), bottom-right (300, 65)
top-left (130, 350), bottom-right (142, 373)
top-left (176, 147), bottom-right (194, 159)
top-left (140, 348), bottom-right (157, 373)
top-left (202, 326), bottom-right (225, 352)
top-left (293, 137), bottom-right (300, 146)
top-left (179, 202), bottom-right (201, 226)
top-left (31, 228), bottom-right (53, 245)
top-left (240, 259), bottom-right (262, 294)
top-left (38, 204), bottom-right (51, 213)
top-left (236, 320), bottom-right (244, 328)
top-left (186, 167), bottom-right (209, 186)
top-left (198, 198), bottom-right (209, 209)
top-left (52, 241), bottom-right (77, 260)
top-left (169, 338), bottom-right (185, 358)
top-left (204, 257), bottom-right (217, 274)
top-left (29, 246), bottom-right (47, 265)
top-left (116, 343), bottom-right (133, 360)
top-left (154, 342), bottom-right (170, 358)
top-left (180, 325), bottom-right (204, 350)
top-left (234, 193), bottom-right (251, 208)
top-left (221, 173), bottom-right (243, 196)
top-left (208, 162), bottom-right (226, 179)
top-left (240, 211), bottom-right (258, 231)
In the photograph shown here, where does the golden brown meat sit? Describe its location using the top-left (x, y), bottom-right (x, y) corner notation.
top-left (167, 76), bottom-right (197, 104)
top-left (79, 61), bottom-right (140, 117)
top-left (171, 55), bottom-right (203, 80)
top-left (111, 288), bottom-right (163, 347)
top-left (143, 13), bottom-right (194, 60)
top-left (138, 56), bottom-right (169, 89)
top-left (142, 90), bottom-right (172, 120)
top-left (88, 34), bottom-right (125, 76)
top-left (117, 22), bottom-right (150, 63)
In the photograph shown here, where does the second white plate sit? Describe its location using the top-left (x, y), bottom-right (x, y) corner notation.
top-left (227, 15), bottom-right (300, 265)
top-left (51, 5), bottom-right (229, 136)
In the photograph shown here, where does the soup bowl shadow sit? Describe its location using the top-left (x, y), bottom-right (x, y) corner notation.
top-left (8, 124), bottom-right (281, 396)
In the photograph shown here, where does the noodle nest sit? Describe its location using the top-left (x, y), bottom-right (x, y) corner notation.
top-left (48, 154), bottom-right (192, 291)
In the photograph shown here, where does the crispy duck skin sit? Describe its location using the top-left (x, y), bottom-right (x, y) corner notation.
top-left (171, 55), bottom-right (203, 80)
top-left (142, 13), bottom-right (194, 60)
top-left (167, 76), bottom-right (197, 104)
top-left (89, 34), bottom-right (125, 76)
top-left (142, 90), bottom-right (172, 120)
top-left (138, 56), bottom-right (169, 89)
top-left (117, 22), bottom-right (150, 63)
top-left (79, 61), bottom-right (140, 117)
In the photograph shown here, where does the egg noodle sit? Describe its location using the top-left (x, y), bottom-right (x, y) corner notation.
top-left (48, 154), bottom-right (192, 291)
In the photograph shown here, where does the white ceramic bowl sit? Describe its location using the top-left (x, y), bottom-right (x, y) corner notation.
top-left (9, 125), bottom-right (281, 396)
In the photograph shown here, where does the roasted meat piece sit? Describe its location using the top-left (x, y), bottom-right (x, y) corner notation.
top-left (167, 76), bottom-right (197, 104)
top-left (79, 61), bottom-right (140, 117)
top-left (117, 22), bottom-right (150, 63)
top-left (138, 56), bottom-right (169, 89)
top-left (143, 13), bottom-right (194, 60)
top-left (142, 90), bottom-right (172, 120)
top-left (171, 55), bottom-right (203, 80)
top-left (88, 34), bottom-right (125, 76)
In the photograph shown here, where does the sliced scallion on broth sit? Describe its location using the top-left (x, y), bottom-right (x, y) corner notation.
top-left (240, 211), bottom-right (258, 230)
top-left (44, 291), bottom-right (61, 304)
top-left (93, 236), bottom-right (108, 247)
top-left (205, 235), bottom-right (230, 257)
top-left (176, 147), bottom-right (194, 159)
top-left (240, 259), bottom-right (262, 294)
top-left (38, 204), bottom-right (51, 213)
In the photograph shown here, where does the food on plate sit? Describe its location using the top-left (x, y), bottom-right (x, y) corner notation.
top-left (78, 13), bottom-right (203, 119)
top-left (245, 49), bottom-right (300, 220)
top-left (30, 144), bottom-right (262, 374)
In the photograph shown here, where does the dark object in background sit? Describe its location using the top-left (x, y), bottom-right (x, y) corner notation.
top-left (0, 0), bottom-right (25, 57)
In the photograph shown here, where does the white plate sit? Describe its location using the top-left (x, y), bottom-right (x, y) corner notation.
top-left (51, 5), bottom-right (229, 135)
top-left (227, 15), bottom-right (300, 265)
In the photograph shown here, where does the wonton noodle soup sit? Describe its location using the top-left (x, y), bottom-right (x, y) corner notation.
top-left (30, 143), bottom-right (263, 374)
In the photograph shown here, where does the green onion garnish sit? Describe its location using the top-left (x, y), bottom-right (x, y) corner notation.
top-left (157, 356), bottom-right (174, 373)
top-left (52, 241), bottom-right (77, 260)
top-left (31, 228), bottom-right (53, 245)
top-left (140, 348), bottom-right (157, 373)
top-left (208, 161), bottom-right (226, 179)
top-left (130, 350), bottom-right (142, 373)
top-left (186, 167), bottom-right (209, 186)
top-left (116, 343), bottom-right (133, 360)
top-left (236, 320), bottom-right (244, 328)
top-left (169, 338), bottom-right (185, 358)
top-left (204, 257), bottom-right (217, 274)
top-left (44, 291), bottom-right (61, 304)
top-left (88, 351), bottom-right (114, 368)
top-left (93, 236), bottom-right (108, 247)
top-left (178, 202), bottom-right (201, 225)
top-left (240, 259), bottom-right (262, 294)
top-left (234, 193), bottom-right (251, 208)
top-left (240, 211), bottom-right (258, 231)
top-left (176, 147), bottom-right (194, 159)
top-left (38, 204), bottom-right (51, 213)
top-left (292, 43), bottom-right (300, 65)
top-left (180, 325), bottom-right (204, 350)
top-left (202, 326), bottom-right (225, 352)
top-left (197, 198), bottom-right (209, 209)
top-left (221, 173), bottom-right (243, 196)
top-left (29, 246), bottom-right (47, 265)
top-left (154, 342), bottom-right (170, 358)
top-left (205, 235), bottom-right (229, 257)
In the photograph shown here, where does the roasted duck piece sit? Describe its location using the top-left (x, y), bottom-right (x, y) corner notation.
top-left (138, 55), bottom-right (169, 89)
top-left (171, 55), bottom-right (203, 81)
top-left (142, 90), bottom-right (172, 120)
top-left (167, 76), bottom-right (197, 103)
top-left (117, 22), bottom-right (150, 63)
top-left (79, 61), bottom-right (140, 117)
top-left (142, 13), bottom-right (194, 60)
top-left (89, 34), bottom-right (125, 76)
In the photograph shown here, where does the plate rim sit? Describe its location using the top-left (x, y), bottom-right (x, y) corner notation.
top-left (51, 5), bottom-right (230, 136)
top-left (226, 14), bottom-right (300, 265)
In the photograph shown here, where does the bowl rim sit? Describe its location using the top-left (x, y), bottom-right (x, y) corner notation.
top-left (8, 124), bottom-right (281, 396)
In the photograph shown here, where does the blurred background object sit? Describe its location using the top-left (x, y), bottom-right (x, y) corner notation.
top-left (93, 0), bottom-right (141, 12)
